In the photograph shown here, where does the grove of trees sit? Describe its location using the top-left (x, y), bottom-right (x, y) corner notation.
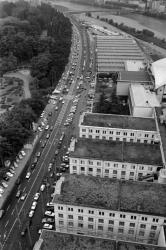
top-left (0, 1), bottom-right (72, 171)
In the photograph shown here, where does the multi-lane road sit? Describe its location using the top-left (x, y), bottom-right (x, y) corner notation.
top-left (0, 13), bottom-right (96, 250)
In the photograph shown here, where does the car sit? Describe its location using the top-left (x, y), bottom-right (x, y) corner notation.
top-left (62, 100), bottom-right (65, 104)
top-left (42, 218), bottom-right (54, 223)
top-left (9, 169), bottom-right (15, 175)
top-left (3, 176), bottom-right (9, 182)
top-left (31, 201), bottom-right (37, 210)
top-left (0, 187), bottom-right (4, 194)
top-left (46, 133), bottom-right (50, 139)
top-left (52, 100), bottom-right (56, 105)
top-left (34, 192), bottom-right (40, 201)
top-left (16, 190), bottom-right (21, 198)
top-left (55, 106), bottom-right (58, 111)
top-left (38, 126), bottom-right (42, 132)
top-left (45, 125), bottom-right (49, 130)
top-left (14, 162), bottom-right (18, 168)
top-left (21, 150), bottom-right (26, 156)
top-left (40, 184), bottom-right (45, 192)
top-left (38, 229), bottom-right (42, 235)
top-left (18, 154), bottom-right (23, 160)
top-left (10, 166), bottom-right (15, 171)
top-left (1, 181), bottom-right (8, 188)
top-left (55, 150), bottom-right (59, 155)
top-left (43, 223), bottom-right (53, 229)
top-left (36, 152), bottom-right (41, 157)
top-left (47, 202), bottom-right (54, 207)
top-left (48, 112), bottom-right (52, 116)
top-left (20, 193), bottom-right (27, 201)
top-left (50, 126), bottom-right (53, 131)
top-left (45, 211), bottom-right (55, 217)
top-left (6, 172), bottom-right (13, 178)
top-left (26, 172), bottom-right (31, 179)
top-left (59, 97), bottom-right (62, 101)
top-left (48, 163), bottom-right (53, 172)
top-left (29, 210), bottom-right (34, 218)
top-left (41, 140), bottom-right (47, 148)
top-left (31, 163), bottom-right (36, 170)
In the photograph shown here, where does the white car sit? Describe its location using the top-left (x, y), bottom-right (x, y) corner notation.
top-left (14, 162), bottom-right (18, 168)
top-left (18, 154), bottom-right (23, 160)
top-left (29, 210), bottom-right (34, 218)
top-left (1, 182), bottom-right (8, 188)
top-left (38, 127), bottom-right (42, 132)
top-left (26, 172), bottom-right (31, 179)
top-left (43, 223), bottom-right (53, 229)
top-left (55, 106), bottom-right (58, 111)
top-left (34, 193), bottom-right (40, 201)
top-left (45, 211), bottom-right (54, 217)
top-left (31, 201), bottom-right (37, 210)
top-left (0, 188), bottom-right (4, 194)
top-left (6, 172), bottom-right (13, 178)
top-left (20, 193), bottom-right (27, 201)
top-left (40, 184), bottom-right (45, 192)
top-left (47, 202), bottom-right (54, 207)
top-left (45, 125), bottom-right (49, 130)
top-left (21, 150), bottom-right (26, 156)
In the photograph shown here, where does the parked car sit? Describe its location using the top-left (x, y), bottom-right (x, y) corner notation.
top-left (46, 133), bottom-right (50, 139)
top-left (6, 172), bottom-right (13, 178)
top-left (36, 152), bottom-right (41, 157)
top-left (42, 218), bottom-right (54, 223)
top-left (40, 184), bottom-right (45, 192)
top-left (43, 223), bottom-right (53, 229)
top-left (16, 190), bottom-right (21, 198)
top-left (3, 176), bottom-right (9, 182)
top-left (31, 201), bottom-right (37, 210)
top-left (34, 193), bottom-right (40, 201)
top-left (45, 211), bottom-right (54, 217)
top-left (20, 193), bottom-right (27, 201)
top-left (1, 181), bottom-right (8, 188)
top-left (26, 172), bottom-right (31, 179)
top-left (21, 150), bottom-right (26, 156)
top-left (29, 210), bottom-right (34, 218)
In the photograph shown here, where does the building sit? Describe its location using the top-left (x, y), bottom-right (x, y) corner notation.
top-left (151, 58), bottom-right (166, 103)
top-left (69, 138), bottom-right (162, 181)
top-left (129, 84), bottom-right (160, 118)
top-left (96, 35), bottom-right (145, 73)
top-left (124, 60), bottom-right (146, 71)
top-left (38, 230), bottom-right (166, 250)
top-left (53, 175), bottom-right (166, 245)
top-left (116, 71), bottom-right (153, 96)
top-left (79, 112), bottom-right (160, 144)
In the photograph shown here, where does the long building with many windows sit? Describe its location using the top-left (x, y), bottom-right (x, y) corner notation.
top-left (79, 112), bottom-right (160, 144)
top-left (53, 175), bottom-right (166, 246)
top-left (69, 138), bottom-right (163, 181)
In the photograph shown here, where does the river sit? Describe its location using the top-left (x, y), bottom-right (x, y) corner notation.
top-left (53, 1), bottom-right (166, 40)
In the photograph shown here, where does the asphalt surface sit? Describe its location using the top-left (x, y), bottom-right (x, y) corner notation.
top-left (0, 14), bottom-right (95, 250)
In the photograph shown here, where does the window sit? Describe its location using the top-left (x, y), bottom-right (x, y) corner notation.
top-left (141, 217), bottom-right (147, 221)
top-left (98, 219), bottom-right (104, 223)
top-left (153, 218), bottom-right (159, 223)
top-left (78, 208), bottom-right (83, 213)
top-left (58, 206), bottom-right (63, 210)
top-left (105, 162), bottom-right (110, 167)
top-left (88, 217), bottom-right (94, 222)
top-left (151, 225), bottom-right (157, 230)
top-left (110, 131), bottom-right (113, 134)
top-left (129, 172), bottom-right (134, 176)
top-left (145, 134), bottom-right (149, 138)
top-left (148, 166), bottom-right (153, 171)
top-left (108, 227), bottom-right (113, 232)
top-left (113, 170), bottom-right (117, 174)
top-left (68, 221), bottom-right (73, 227)
top-left (97, 161), bottom-right (101, 166)
top-left (119, 222), bottom-right (125, 226)
top-left (123, 132), bottom-right (127, 136)
top-left (89, 160), bottom-right (93, 165)
top-left (59, 220), bottom-right (64, 225)
top-left (68, 207), bottom-right (73, 211)
top-left (103, 131), bottom-right (106, 134)
top-left (97, 168), bottom-right (101, 173)
top-left (88, 210), bottom-right (94, 214)
top-left (139, 231), bottom-right (145, 236)
top-left (99, 211), bottom-right (104, 216)
top-left (121, 171), bottom-right (126, 176)
top-left (109, 213), bottom-right (115, 217)
top-left (149, 232), bottom-right (155, 238)
top-left (118, 228), bottom-right (124, 234)
top-left (73, 166), bottom-right (77, 171)
top-left (88, 224), bottom-right (93, 230)
top-left (109, 220), bottom-right (114, 225)
top-left (68, 215), bottom-right (73, 219)
top-left (78, 216), bottom-right (83, 221)
top-left (131, 216), bottom-right (136, 220)
top-left (130, 133), bottom-right (134, 136)
top-left (98, 225), bottom-right (103, 231)
top-left (58, 214), bottom-right (63, 218)
top-left (131, 165), bottom-right (135, 169)
top-left (72, 159), bottom-right (77, 163)
top-left (89, 129), bottom-right (92, 133)
top-left (88, 168), bottom-right (93, 172)
top-left (96, 130), bottom-right (100, 133)
top-left (120, 214), bottom-right (126, 219)
top-left (116, 131), bottom-right (120, 135)
top-left (105, 169), bottom-right (109, 174)
top-left (82, 129), bottom-right (86, 132)
top-left (129, 223), bottom-right (135, 227)
top-left (78, 223), bottom-right (83, 228)
top-left (140, 224), bottom-right (146, 229)
top-left (81, 167), bottom-right (85, 171)
top-left (80, 160), bottom-right (85, 164)
top-left (128, 229), bottom-right (134, 235)
top-left (102, 136), bottom-right (106, 139)
top-left (139, 166), bottom-right (144, 170)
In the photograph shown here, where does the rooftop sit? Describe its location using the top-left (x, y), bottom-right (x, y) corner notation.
top-left (70, 138), bottom-right (162, 166)
top-left (81, 112), bottom-right (157, 131)
top-left (40, 230), bottom-right (166, 250)
top-left (118, 71), bottom-right (151, 82)
top-left (53, 174), bottom-right (166, 217)
top-left (125, 60), bottom-right (146, 71)
top-left (130, 84), bottom-right (160, 108)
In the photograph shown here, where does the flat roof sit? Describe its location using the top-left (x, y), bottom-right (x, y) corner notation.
top-left (130, 85), bottom-right (160, 108)
top-left (125, 60), bottom-right (146, 71)
top-left (81, 112), bottom-right (157, 131)
top-left (40, 230), bottom-right (166, 250)
top-left (118, 71), bottom-right (151, 82)
top-left (70, 138), bottom-right (162, 166)
top-left (53, 174), bottom-right (166, 217)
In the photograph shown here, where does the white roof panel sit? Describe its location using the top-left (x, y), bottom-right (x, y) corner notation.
top-left (151, 58), bottom-right (166, 89)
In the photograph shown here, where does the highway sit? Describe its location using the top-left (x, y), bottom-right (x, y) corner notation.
top-left (0, 13), bottom-right (95, 250)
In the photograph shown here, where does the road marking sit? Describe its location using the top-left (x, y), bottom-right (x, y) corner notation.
top-left (23, 187), bottom-right (26, 192)
top-left (6, 205), bottom-right (10, 211)
top-left (5, 220), bottom-right (9, 228)
top-left (11, 209), bottom-right (14, 215)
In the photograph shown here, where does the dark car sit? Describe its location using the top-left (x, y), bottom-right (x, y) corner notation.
top-left (31, 163), bottom-right (36, 170)
top-left (3, 176), bottom-right (10, 182)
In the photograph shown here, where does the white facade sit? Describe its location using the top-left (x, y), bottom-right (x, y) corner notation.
top-left (54, 203), bottom-right (166, 245)
top-left (69, 157), bottom-right (160, 181)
